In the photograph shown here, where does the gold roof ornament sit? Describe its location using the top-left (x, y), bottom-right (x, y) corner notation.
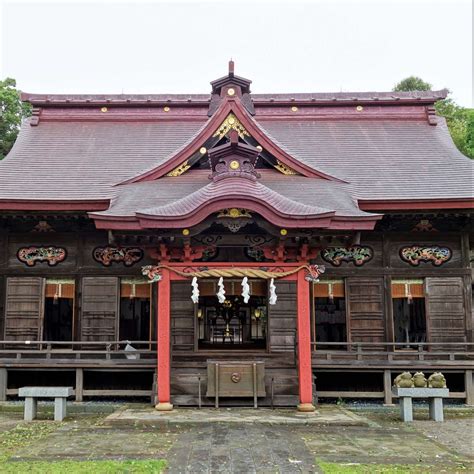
top-left (274, 160), bottom-right (298, 175)
top-left (218, 208), bottom-right (252, 219)
top-left (166, 160), bottom-right (191, 177)
top-left (213, 113), bottom-right (250, 140)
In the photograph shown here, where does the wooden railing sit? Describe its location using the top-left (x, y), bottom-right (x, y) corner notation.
top-left (311, 341), bottom-right (474, 366)
top-left (0, 340), bottom-right (157, 362)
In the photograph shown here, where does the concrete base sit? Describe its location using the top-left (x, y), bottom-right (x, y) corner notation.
top-left (155, 402), bottom-right (174, 411)
top-left (54, 397), bottom-right (67, 421)
top-left (24, 397), bottom-right (37, 422)
top-left (399, 397), bottom-right (413, 422)
top-left (297, 403), bottom-right (316, 412)
top-left (429, 398), bottom-right (444, 422)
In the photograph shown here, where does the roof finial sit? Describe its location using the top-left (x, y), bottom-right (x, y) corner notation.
top-left (228, 58), bottom-right (234, 76)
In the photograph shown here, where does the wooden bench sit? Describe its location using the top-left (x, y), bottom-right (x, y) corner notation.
top-left (18, 386), bottom-right (73, 422)
top-left (392, 387), bottom-right (449, 422)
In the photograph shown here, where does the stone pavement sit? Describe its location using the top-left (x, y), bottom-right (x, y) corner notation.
top-left (166, 424), bottom-right (318, 473)
top-left (104, 406), bottom-right (367, 428)
top-left (0, 404), bottom-right (472, 473)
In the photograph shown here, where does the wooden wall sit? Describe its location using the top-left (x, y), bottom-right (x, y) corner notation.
top-left (0, 229), bottom-right (472, 346)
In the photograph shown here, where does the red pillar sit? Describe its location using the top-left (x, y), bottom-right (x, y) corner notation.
top-left (156, 268), bottom-right (173, 411)
top-left (296, 269), bottom-right (315, 411)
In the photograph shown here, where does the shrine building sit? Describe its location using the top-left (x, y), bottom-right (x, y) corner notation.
top-left (0, 62), bottom-right (472, 410)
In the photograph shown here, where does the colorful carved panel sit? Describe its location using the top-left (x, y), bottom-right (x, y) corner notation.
top-left (93, 246), bottom-right (143, 267)
top-left (321, 246), bottom-right (373, 267)
top-left (400, 245), bottom-right (452, 266)
top-left (17, 246), bottom-right (67, 267)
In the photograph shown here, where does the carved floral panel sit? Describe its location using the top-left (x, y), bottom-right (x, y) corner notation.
top-left (93, 246), bottom-right (144, 267)
top-left (400, 245), bottom-right (452, 266)
top-left (321, 246), bottom-right (373, 266)
top-left (17, 246), bottom-right (67, 267)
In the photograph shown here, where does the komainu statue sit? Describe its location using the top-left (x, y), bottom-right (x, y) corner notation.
top-left (393, 372), bottom-right (414, 388)
top-left (428, 372), bottom-right (447, 388)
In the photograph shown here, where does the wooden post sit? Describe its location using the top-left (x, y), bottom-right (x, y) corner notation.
top-left (296, 269), bottom-right (315, 412)
top-left (75, 368), bottom-right (83, 402)
top-left (156, 268), bottom-right (173, 411)
top-left (0, 368), bottom-right (7, 401)
top-left (383, 370), bottom-right (394, 406)
top-left (465, 370), bottom-right (474, 406)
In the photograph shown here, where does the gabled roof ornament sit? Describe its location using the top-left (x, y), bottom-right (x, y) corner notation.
top-left (209, 130), bottom-right (260, 182)
top-left (208, 60), bottom-right (255, 116)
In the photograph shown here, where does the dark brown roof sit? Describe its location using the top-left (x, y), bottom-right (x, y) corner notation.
top-left (21, 89), bottom-right (448, 106)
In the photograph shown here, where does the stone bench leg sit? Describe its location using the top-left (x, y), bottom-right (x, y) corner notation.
top-left (429, 397), bottom-right (444, 422)
top-left (24, 397), bottom-right (37, 422)
top-left (54, 397), bottom-right (67, 422)
top-left (399, 396), bottom-right (413, 422)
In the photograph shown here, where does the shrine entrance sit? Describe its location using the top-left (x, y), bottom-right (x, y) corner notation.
top-left (197, 279), bottom-right (268, 350)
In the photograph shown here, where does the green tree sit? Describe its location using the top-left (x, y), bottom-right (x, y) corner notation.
top-left (0, 78), bottom-right (31, 160)
top-left (393, 76), bottom-right (432, 91)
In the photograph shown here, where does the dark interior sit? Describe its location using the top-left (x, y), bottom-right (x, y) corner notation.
top-left (198, 293), bottom-right (267, 350)
top-left (314, 296), bottom-right (347, 348)
top-left (119, 298), bottom-right (150, 341)
top-left (393, 298), bottom-right (427, 345)
top-left (44, 297), bottom-right (73, 341)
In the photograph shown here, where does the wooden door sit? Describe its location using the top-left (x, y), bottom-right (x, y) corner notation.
top-left (346, 277), bottom-right (385, 345)
top-left (170, 281), bottom-right (195, 351)
top-left (268, 281), bottom-right (297, 352)
top-left (425, 277), bottom-right (466, 345)
top-left (4, 277), bottom-right (45, 341)
top-left (80, 277), bottom-right (119, 342)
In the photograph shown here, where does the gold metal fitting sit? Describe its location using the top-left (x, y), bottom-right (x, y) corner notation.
top-left (163, 106), bottom-right (170, 112)
top-left (100, 107), bottom-right (108, 113)
top-left (199, 147), bottom-right (207, 154)
top-left (182, 229), bottom-right (190, 236)
top-left (291, 106), bottom-right (298, 112)
top-left (227, 87), bottom-right (236, 96)
top-left (280, 228), bottom-right (288, 236)
top-left (356, 105), bottom-right (364, 111)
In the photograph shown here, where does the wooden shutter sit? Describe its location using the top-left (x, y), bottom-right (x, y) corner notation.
top-left (346, 277), bottom-right (385, 344)
top-left (425, 277), bottom-right (466, 344)
top-left (268, 281), bottom-right (297, 352)
top-left (4, 277), bottom-right (45, 341)
top-left (80, 277), bottom-right (119, 341)
top-left (170, 281), bottom-right (195, 351)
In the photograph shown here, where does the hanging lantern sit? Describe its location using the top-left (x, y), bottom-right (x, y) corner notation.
top-left (217, 277), bottom-right (226, 304)
top-left (269, 278), bottom-right (277, 305)
top-left (241, 277), bottom-right (250, 303)
top-left (191, 277), bottom-right (200, 304)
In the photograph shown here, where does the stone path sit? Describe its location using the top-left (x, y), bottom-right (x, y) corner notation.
top-left (166, 424), bottom-right (318, 473)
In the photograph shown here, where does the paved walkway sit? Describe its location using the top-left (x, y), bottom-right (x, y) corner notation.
top-left (166, 424), bottom-right (318, 473)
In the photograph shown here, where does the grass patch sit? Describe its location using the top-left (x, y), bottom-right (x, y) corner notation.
top-left (318, 460), bottom-right (465, 473)
top-left (0, 459), bottom-right (166, 473)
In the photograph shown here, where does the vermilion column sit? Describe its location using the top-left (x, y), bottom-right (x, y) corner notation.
top-left (156, 268), bottom-right (173, 411)
top-left (296, 269), bottom-right (315, 412)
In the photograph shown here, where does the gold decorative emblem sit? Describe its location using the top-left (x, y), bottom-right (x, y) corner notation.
top-left (229, 160), bottom-right (240, 170)
top-left (356, 105), bottom-right (363, 111)
top-left (199, 147), bottom-right (207, 154)
top-left (213, 113), bottom-right (250, 140)
top-left (227, 88), bottom-right (236, 96)
top-left (166, 160), bottom-right (191, 177)
top-left (291, 106), bottom-right (298, 112)
top-left (280, 228), bottom-right (288, 236)
top-left (256, 145), bottom-right (263, 151)
top-left (100, 107), bottom-right (108, 113)
top-left (182, 229), bottom-right (190, 236)
top-left (218, 208), bottom-right (252, 219)
top-left (274, 160), bottom-right (298, 175)
top-left (163, 106), bottom-right (170, 112)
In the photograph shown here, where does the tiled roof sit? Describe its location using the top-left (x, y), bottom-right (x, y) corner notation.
top-left (96, 170), bottom-right (368, 219)
top-left (259, 118), bottom-right (474, 201)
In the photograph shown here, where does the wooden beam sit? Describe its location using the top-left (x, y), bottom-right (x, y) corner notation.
top-left (75, 368), bottom-right (83, 402)
top-left (465, 370), bottom-right (474, 406)
top-left (0, 368), bottom-right (7, 401)
top-left (383, 369), bottom-right (394, 406)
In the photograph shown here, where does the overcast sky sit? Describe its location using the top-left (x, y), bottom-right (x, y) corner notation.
top-left (1, 0), bottom-right (472, 106)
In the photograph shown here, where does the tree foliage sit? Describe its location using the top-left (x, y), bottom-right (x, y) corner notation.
top-left (0, 78), bottom-right (31, 160)
top-left (394, 76), bottom-right (474, 159)
top-left (393, 76), bottom-right (432, 92)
